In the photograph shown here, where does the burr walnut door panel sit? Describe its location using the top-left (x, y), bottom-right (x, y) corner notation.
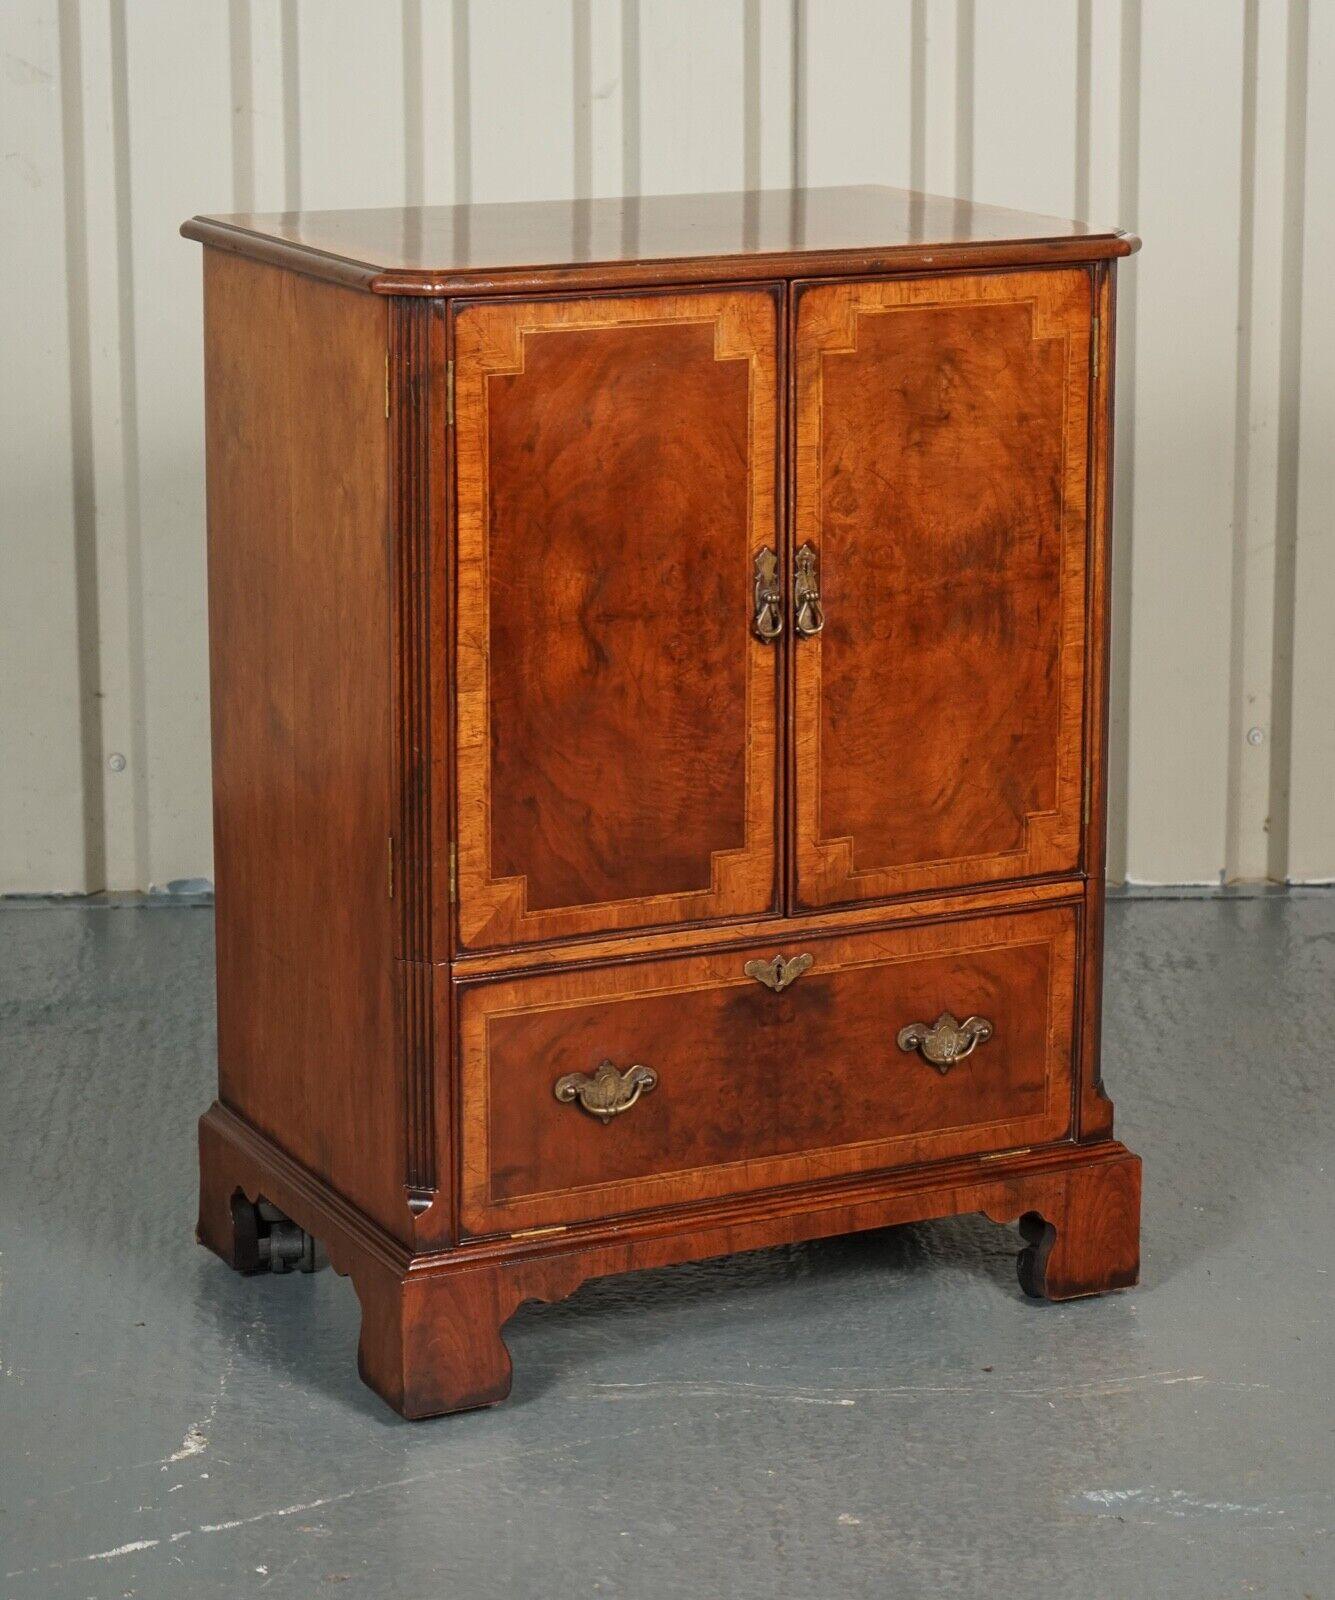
top-left (792, 270), bottom-right (1093, 909)
top-left (453, 288), bottom-right (783, 951)
top-left (458, 905), bottom-right (1077, 1235)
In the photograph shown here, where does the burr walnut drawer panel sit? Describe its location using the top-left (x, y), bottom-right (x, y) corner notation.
top-left (458, 905), bottom-right (1077, 1236)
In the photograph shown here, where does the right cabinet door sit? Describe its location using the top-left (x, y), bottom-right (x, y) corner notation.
top-left (793, 269), bottom-right (1094, 910)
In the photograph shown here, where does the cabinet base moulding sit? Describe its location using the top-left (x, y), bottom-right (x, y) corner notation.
top-left (198, 1102), bottom-right (1140, 1420)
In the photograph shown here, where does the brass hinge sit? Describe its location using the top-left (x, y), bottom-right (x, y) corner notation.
top-left (387, 834), bottom-right (395, 899)
top-left (1091, 314), bottom-right (1101, 382)
top-left (384, 350), bottom-right (390, 419)
top-left (981, 1146), bottom-right (1032, 1162)
top-left (510, 1224), bottom-right (568, 1240)
top-left (446, 359), bottom-right (454, 426)
top-left (448, 841), bottom-right (457, 903)
top-left (1083, 786), bottom-right (1092, 827)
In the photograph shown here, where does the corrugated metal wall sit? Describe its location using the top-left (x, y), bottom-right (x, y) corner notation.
top-left (3, 0), bottom-right (1331, 892)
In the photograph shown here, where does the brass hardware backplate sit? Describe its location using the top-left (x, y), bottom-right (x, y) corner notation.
top-left (744, 952), bottom-right (814, 992)
top-left (794, 542), bottom-right (825, 638)
top-left (897, 1010), bottom-right (994, 1074)
top-left (751, 545), bottom-right (783, 642)
top-left (554, 1059), bottom-right (658, 1123)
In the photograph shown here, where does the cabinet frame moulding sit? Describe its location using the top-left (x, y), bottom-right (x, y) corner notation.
top-left (390, 295), bottom-right (455, 1242)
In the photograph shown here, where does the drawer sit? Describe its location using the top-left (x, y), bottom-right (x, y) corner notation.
top-left (458, 905), bottom-right (1077, 1236)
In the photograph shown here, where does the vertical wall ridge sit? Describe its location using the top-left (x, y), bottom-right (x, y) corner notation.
top-left (1264, 0), bottom-right (1312, 883)
top-left (56, 0), bottom-right (107, 891)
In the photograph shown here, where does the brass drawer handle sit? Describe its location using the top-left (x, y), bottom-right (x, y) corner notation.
top-left (752, 546), bottom-right (783, 642)
top-left (794, 542), bottom-right (825, 637)
top-left (744, 952), bottom-right (813, 992)
top-left (554, 1059), bottom-right (658, 1123)
top-left (897, 1011), bottom-right (994, 1074)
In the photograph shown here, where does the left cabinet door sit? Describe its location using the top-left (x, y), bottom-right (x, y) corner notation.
top-left (453, 288), bottom-right (783, 951)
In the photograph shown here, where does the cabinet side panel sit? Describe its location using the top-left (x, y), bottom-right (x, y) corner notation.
top-left (203, 250), bottom-right (406, 1241)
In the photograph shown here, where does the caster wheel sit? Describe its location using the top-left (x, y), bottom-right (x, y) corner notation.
top-left (231, 1196), bottom-right (322, 1273)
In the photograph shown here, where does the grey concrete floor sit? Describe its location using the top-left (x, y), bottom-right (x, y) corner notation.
top-left (1, 897), bottom-right (1332, 1599)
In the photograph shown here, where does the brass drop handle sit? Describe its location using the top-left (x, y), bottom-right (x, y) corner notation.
top-left (554, 1059), bottom-right (658, 1123)
top-left (897, 1011), bottom-right (994, 1075)
top-left (752, 546), bottom-right (783, 642)
top-left (794, 542), bottom-right (825, 637)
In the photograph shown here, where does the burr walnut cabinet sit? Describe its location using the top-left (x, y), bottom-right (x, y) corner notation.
top-left (185, 185), bottom-right (1143, 1419)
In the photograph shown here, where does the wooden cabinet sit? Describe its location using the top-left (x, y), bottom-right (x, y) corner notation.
top-left (188, 184), bottom-right (1142, 1420)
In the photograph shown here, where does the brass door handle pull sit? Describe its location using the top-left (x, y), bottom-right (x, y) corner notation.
top-left (744, 952), bottom-right (814, 992)
top-left (897, 1011), bottom-right (993, 1074)
top-left (752, 546), bottom-right (783, 642)
top-left (554, 1059), bottom-right (658, 1123)
top-left (794, 542), bottom-right (825, 637)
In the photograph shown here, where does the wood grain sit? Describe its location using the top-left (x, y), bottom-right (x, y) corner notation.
top-left (451, 875), bottom-right (1084, 978)
top-left (190, 211), bottom-right (1140, 1420)
top-left (390, 298), bottom-right (439, 1212)
top-left (458, 905), bottom-right (1077, 1235)
top-left (202, 251), bottom-right (408, 1242)
top-left (1077, 263), bottom-right (1120, 1140)
top-left (453, 288), bottom-right (782, 950)
top-left (199, 1102), bottom-right (1138, 1418)
top-left (1015, 1142), bottom-right (1141, 1298)
top-left (182, 184), bottom-right (1140, 299)
top-left (792, 268), bottom-right (1092, 908)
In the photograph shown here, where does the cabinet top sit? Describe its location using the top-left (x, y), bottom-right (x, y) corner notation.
top-left (183, 184), bottom-right (1138, 297)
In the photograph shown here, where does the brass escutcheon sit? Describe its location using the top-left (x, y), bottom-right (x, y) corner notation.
top-left (896, 1011), bottom-right (994, 1074)
top-left (554, 1059), bottom-right (658, 1124)
top-left (752, 546), bottom-right (783, 642)
top-left (743, 952), bottom-right (814, 992)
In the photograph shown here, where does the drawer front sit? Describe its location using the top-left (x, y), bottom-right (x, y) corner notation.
top-left (459, 906), bottom-right (1077, 1236)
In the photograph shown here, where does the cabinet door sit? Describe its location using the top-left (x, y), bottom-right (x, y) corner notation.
top-left (793, 270), bottom-right (1092, 909)
top-left (453, 289), bottom-right (781, 950)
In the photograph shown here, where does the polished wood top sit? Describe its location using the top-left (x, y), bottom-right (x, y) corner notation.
top-left (183, 184), bottom-right (1139, 296)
